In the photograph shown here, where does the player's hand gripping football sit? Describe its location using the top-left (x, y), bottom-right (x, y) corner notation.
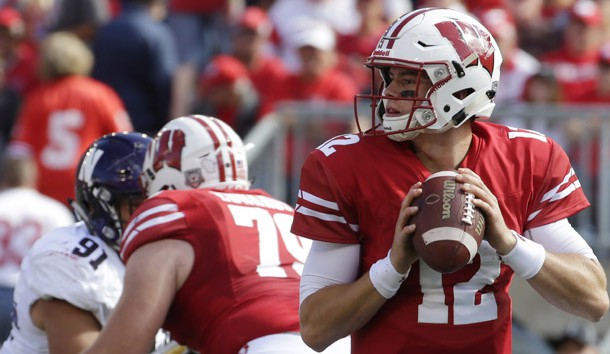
top-left (390, 181), bottom-right (423, 274)
top-left (455, 168), bottom-right (517, 255)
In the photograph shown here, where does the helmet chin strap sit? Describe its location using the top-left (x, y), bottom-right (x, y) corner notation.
top-left (388, 129), bottom-right (420, 142)
top-left (381, 93), bottom-right (425, 141)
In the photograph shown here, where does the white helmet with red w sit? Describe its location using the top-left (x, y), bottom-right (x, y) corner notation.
top-left (141, 115), bottom-right (250, 195)
top-left (355, 7), bottom-right (502, 141)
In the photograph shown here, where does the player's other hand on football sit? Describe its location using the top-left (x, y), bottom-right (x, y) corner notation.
top-left (456, 168), bottom-right (516, 255)
top-left (390, 182), bottom-right (422, 273)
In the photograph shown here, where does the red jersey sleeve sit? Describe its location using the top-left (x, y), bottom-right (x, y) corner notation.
top-left (120, 196), bottom-right (190, 262)
top-left (291, 150), bottom-right (360, 244)
top-left (525, 137), bottom-right (590, 229)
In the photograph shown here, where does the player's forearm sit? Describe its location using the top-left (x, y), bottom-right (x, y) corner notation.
top-left (80, 317), bottom-right (154, 354)
top-left (300, 274), bottom-right (386, 352)
top-left (300, 274), bottom-right (387, 351)
top-left (528, 252), bottom-right (609, 321)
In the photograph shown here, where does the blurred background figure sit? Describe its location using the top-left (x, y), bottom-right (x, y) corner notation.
top-left (0, 59), bottom-right (20, 154)
top-left (276, 18), bottom-right (357, 104)
top-left (273, 18), bottom-right (358, 198)
top-left (17, 0), bottom-right (53, 47)
top-left (503, 0), bottom-right (554, 57)
top-left (44, 0), bottom-right (110, 43)
top-left (476, 7), bottom-right (541, 104)
top-left (559, 42), bottom-right (610, 236)
top-left (0, 155), bottom-right (73, 343)
top-left (548, 321), bottom-right (601, 354)
top-left (268, 0), bottom-right (360, 71)
top-left (229, 6), bottom-right (287, 118)
top-left (539, 0), bottom-right (606, 102)
top-left (0, 6), bottom-right (38, 97)
top-left (418, 0), bottom-right (467, 11)
top-left (574, 40), bottom-right (610, 102)
top-left (512, 318), bottom-right (555, 354)
top-left (5, 31), bottom-right (132, 206)
top-left (194, 55), bottom-right (260, 137)
top-left (166, 0), bottom-right (237, 118)
top-left (92, 0), bottom-right (177, 137)
top-left (521, 67), bottom-right (564, 104)
top-left (336, 0), bottom-right (391, 93)
top-left (497, 67), bottom-right (569, 146)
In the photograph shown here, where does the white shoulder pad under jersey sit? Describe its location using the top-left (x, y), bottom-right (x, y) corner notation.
top-left (0, 222), bottom-right (124, 354)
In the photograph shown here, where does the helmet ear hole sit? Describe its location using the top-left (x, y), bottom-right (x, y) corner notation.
top-left (452, 88), bottom-right (474, 100)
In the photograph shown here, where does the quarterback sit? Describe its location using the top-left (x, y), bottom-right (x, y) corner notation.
top-left (293, 7), bottom-right (609, 354)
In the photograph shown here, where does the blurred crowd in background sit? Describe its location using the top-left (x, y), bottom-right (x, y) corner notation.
top-left (1, 0), bottom-right (610, 187)
top-left (0, 0), bottom-right (608, 352)
top-left (1, 0), bottom-right (610, 200)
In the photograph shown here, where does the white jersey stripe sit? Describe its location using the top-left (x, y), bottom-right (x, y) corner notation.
top-left (540, 168), bottom-right (576, 202)
top-left (124, 203), bottom-right (179, 236)
top-left (528, 169), bottom-right (583, 222)
top-left (295, 204), bottom-right (359, 232)
top-left (527, 210), bottom-right (541, 222)
top-left (550, 181), bottom-right (578, 202)
top-left (298, 190), bottom-right (339, 210)
top-left (121, 212), bottom-right (185, 258)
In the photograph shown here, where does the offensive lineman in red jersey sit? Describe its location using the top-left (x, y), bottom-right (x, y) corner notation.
top-left (82, 115), bottom-right (350, 354)
top-left (293, 7), bottom-right (609, 354)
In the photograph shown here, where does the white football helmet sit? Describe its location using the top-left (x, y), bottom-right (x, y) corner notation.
top-left (141, 115), bottom-right (250, 195)
top-left (355, 7), bottom-right (503, 141)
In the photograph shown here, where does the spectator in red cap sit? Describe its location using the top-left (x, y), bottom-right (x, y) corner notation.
top-left (230, 6), bottom-right (287, 118)
top-left (0, 6), bottom-right (38, 96)
top-left (274, 18), bottom-right (359, 196)
top-left (276, 18), bottom-right (357, 104)
top-left (539, 0), bottom-right (605, 102)
top-left (194, 55), bottom-right (261, 137)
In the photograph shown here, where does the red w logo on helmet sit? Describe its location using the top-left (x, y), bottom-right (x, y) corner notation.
top-left (153, 129), bottom-right (186, 172)
top-left (435, 20), bottom-right (495, 77)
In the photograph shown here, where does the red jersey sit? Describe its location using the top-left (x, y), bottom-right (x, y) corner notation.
top-left (7, 76), bottom-right (132, 205)
top-left (291, 122), bottom-right (589, 354)
top-left (4, 42), bottom-right (39, 95)
top-left (169, 0), bottom-right (226, 13)
top-left (539, 48), bottom-right (599, 102)
top-left (276, 69), bottom-right (357, 103)
top-left (120, 188), bottom-right (305, 353)
top-left (248, 56), bottom-right (288, 117)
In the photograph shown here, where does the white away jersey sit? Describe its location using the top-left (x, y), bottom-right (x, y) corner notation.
top-left (0, 188), bottom-right (74, 287)
top-left (0, 222), bottom-right (124, 354)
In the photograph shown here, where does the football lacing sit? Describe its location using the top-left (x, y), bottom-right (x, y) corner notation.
top-left (461, 192), bottom-right (475, 225)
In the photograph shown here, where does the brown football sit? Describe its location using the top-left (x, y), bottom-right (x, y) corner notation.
top-left (410, 170), bottom-right (485, 273)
